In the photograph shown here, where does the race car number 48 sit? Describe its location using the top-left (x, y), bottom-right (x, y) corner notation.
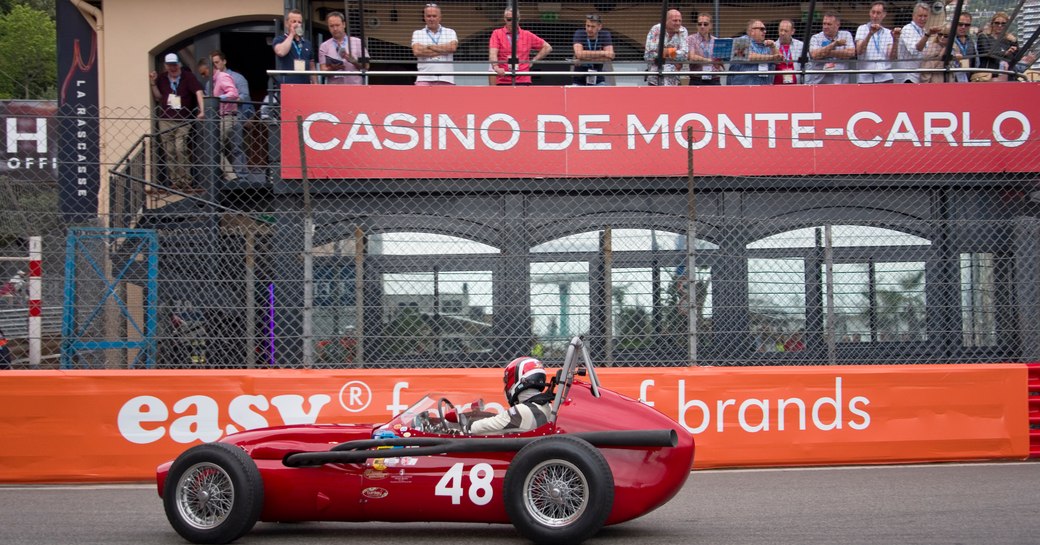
top-left (435, 463), bottom-right (494, 506)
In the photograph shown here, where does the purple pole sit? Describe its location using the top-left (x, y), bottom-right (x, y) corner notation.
top-left (268, 283), bottom-right (276, 366)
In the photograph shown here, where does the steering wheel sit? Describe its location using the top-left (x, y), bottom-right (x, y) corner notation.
top-left (434, 395), bottom-right (467, 434)
top-left (413, 411), bottom-right (430, 433)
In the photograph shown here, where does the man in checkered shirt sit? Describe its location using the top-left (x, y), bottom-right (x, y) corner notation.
top-left (411, 3), bottom-right (458, 86)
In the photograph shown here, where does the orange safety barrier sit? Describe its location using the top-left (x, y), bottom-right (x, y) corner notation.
top-left (0, 364), bottom-right (1029, 483)
top-left (1028, 363), bottom-right (1040, 458)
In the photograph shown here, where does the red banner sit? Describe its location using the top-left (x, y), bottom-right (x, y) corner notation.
top-left (280, 83), bottom-right (1040, 179)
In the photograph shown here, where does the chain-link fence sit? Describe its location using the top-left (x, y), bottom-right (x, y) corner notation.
top-left (4, 0), bottom-right (1040, 369)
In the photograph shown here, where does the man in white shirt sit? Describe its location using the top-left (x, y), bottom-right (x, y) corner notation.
top-left (411, 3), bottom-right (458, 85)
top-left (897, 2), bottom-right (942, 83)
top-left (807, 12), bottom-right (856, 84)
top-left (855, 2), bottom-right (899, 83)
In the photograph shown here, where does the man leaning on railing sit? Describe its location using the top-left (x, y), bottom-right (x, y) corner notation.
top-left (572, 13), bottom-right (613, 86)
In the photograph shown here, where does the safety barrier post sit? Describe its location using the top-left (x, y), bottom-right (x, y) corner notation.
top-left (1028, 363), bottom-right (1040, 457)
top-left (28, 236), bottom-right (41, 367)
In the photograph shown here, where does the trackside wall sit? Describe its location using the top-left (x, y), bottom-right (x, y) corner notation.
top-left (0, 364), bottom-right (1028, 482)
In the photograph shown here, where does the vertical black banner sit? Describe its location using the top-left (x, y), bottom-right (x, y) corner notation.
top-left (56, 1), bottom-right (99, 221)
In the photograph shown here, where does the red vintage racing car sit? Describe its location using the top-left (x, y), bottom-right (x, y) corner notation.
top-left (157, 338), bottom-right (695, 544)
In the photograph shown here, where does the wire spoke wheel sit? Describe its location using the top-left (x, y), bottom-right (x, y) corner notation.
top-left (176, 463), bottom-right (236, 530)
top-left (505, 436), bottom-right (612, 544)
top-left (163, 442), bottom-right (263, 544)
top-left (524, 459), bottom-right (589, 526)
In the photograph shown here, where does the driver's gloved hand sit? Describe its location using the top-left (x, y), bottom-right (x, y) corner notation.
top-left (443, 408), bottom-right (459, 423)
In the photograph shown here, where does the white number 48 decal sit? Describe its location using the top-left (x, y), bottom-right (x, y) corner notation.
top-left (434, 462), bottom-right (494, 506)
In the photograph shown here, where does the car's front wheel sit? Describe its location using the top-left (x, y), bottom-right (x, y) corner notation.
top-left (163, 442), bottom-right (264, 544)
top-left (504, 435), bottom-right (614, 545)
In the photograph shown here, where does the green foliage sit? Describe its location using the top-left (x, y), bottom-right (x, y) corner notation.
top-left (0, 4), bottom-right (56, 99)
top-left (0, 1), bottom-right (55, 18)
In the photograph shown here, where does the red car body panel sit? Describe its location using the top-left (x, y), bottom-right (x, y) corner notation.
top-left (157, 380), bottom-right (694, 527)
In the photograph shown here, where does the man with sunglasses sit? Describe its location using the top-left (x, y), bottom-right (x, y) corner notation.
top-left (949, 13), bottom-right (978, 82)
top-left (489, 9), bottom-right (553, 86)
top-left (728, 19), bottom-right (780, 86)
top-left (319, 11), bottom-right (367, 85)
top-left (412, 3), bottom-right (458, 85)
top-left (687, 13), bottom-right (722, 85)
top-left (572, 14), bottom-right (614, 85)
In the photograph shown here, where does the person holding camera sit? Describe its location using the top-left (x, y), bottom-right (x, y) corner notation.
top-left (977, 12), bottom-right (1018, 81)
top-left (272, 8), bottom-right (316, 85)
top-left (320, 11), bottom-right (368, 85)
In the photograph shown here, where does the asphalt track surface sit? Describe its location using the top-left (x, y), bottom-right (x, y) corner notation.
top-left (1, 461), bottom-right (1037, 545)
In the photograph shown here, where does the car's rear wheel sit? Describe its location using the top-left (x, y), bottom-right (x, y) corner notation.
top-left (504, 435), bottom-right (614, 545)
top-left (163, 442), bottom-right (264, 544)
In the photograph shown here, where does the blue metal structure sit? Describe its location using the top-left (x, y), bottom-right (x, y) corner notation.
top-left (61, 228), bottom-right (159, 368)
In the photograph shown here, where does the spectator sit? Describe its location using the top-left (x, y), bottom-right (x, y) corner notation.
top-left (209, 51), bottom-right (241, 181)
top-left (572, 13), bottom-right (614, 85)
top-left (644, 9), bottom-right (688, 86)
top-left (774, 19), bottom-right (803, 84)
top-left (783, 330), bottom-right (805, 352)
top-left (950, 13), bottom-right (978, 83)
top-left (728, 19), bottom-right (779, 86)
top-left (855, 2), bottom-right (898, 83)
top-left (807, 12), bottom-right (856, 84)
top-left (977, 12), bottom-right (1018, 81)
top-left (196, 58), bottom-right (210, 90)
top-left (411, 3), bottom-right (458, 86)
top-left (212, 51), bottom-right (254, 120)
top-left (0, 327), bottom-right (10, 370)
top-left (896, 3), bottom-right (937, 83)
top-left (320, 11), bottom-right (367, 85)
top-left (920, 25), bottom-right (955, 83)
top-left (489, 9), bottom-right (552, 86)
top-left (687, 13), bottom-right (721, 86)
top-left (149, 53), bottom-right (204, 191)
top-left (273, 8), bottom-right (316, 85)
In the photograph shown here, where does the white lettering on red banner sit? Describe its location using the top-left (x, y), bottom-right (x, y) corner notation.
top-left (281, 84), bottom-right (1040, 179)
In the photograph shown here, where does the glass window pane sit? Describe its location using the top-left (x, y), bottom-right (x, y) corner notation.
top-left (749, 258), bottom-right (805, 352)
top-left (531, 232), bottom-right (599, 253)
top-left (748, 226), bottom-right (931, 250)
top-left (379, 271), bottom-right (493, 356)
top-left (961, 253), bottom-right (997, 347)
top-left (660, 265), bottom-right (711, 349)
top-left (313, 262), bottom-right (357, 366)
top-left (530, 262), bottom-right (590, 356)
top-left (823, 263), bottom-right (871, 343)
top-left (874, 262), bottom-right (927, 342)
top-left (369, 232), bottom-right (498, 255)
top-left (532, 229), bottom-right (717, 253)
top-left (612, 268), bottom-right (654, 348)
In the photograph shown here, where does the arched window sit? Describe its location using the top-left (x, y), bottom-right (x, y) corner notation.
top-left (746, 225), bottom-right (932, 356)
top-left (530, 228), bottom-right (717, 363)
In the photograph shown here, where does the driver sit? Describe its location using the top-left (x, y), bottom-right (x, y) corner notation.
top-left (470, 356), bottom-right (553, 434)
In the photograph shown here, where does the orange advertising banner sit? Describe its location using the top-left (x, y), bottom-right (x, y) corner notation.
top-left (0, 364), bottom-right (1028, 483)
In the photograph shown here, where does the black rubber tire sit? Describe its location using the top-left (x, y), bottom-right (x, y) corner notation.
top-left (504, 435), bottom-right (614, 545)
top-left (162, 442), bottom-right (264, 544)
